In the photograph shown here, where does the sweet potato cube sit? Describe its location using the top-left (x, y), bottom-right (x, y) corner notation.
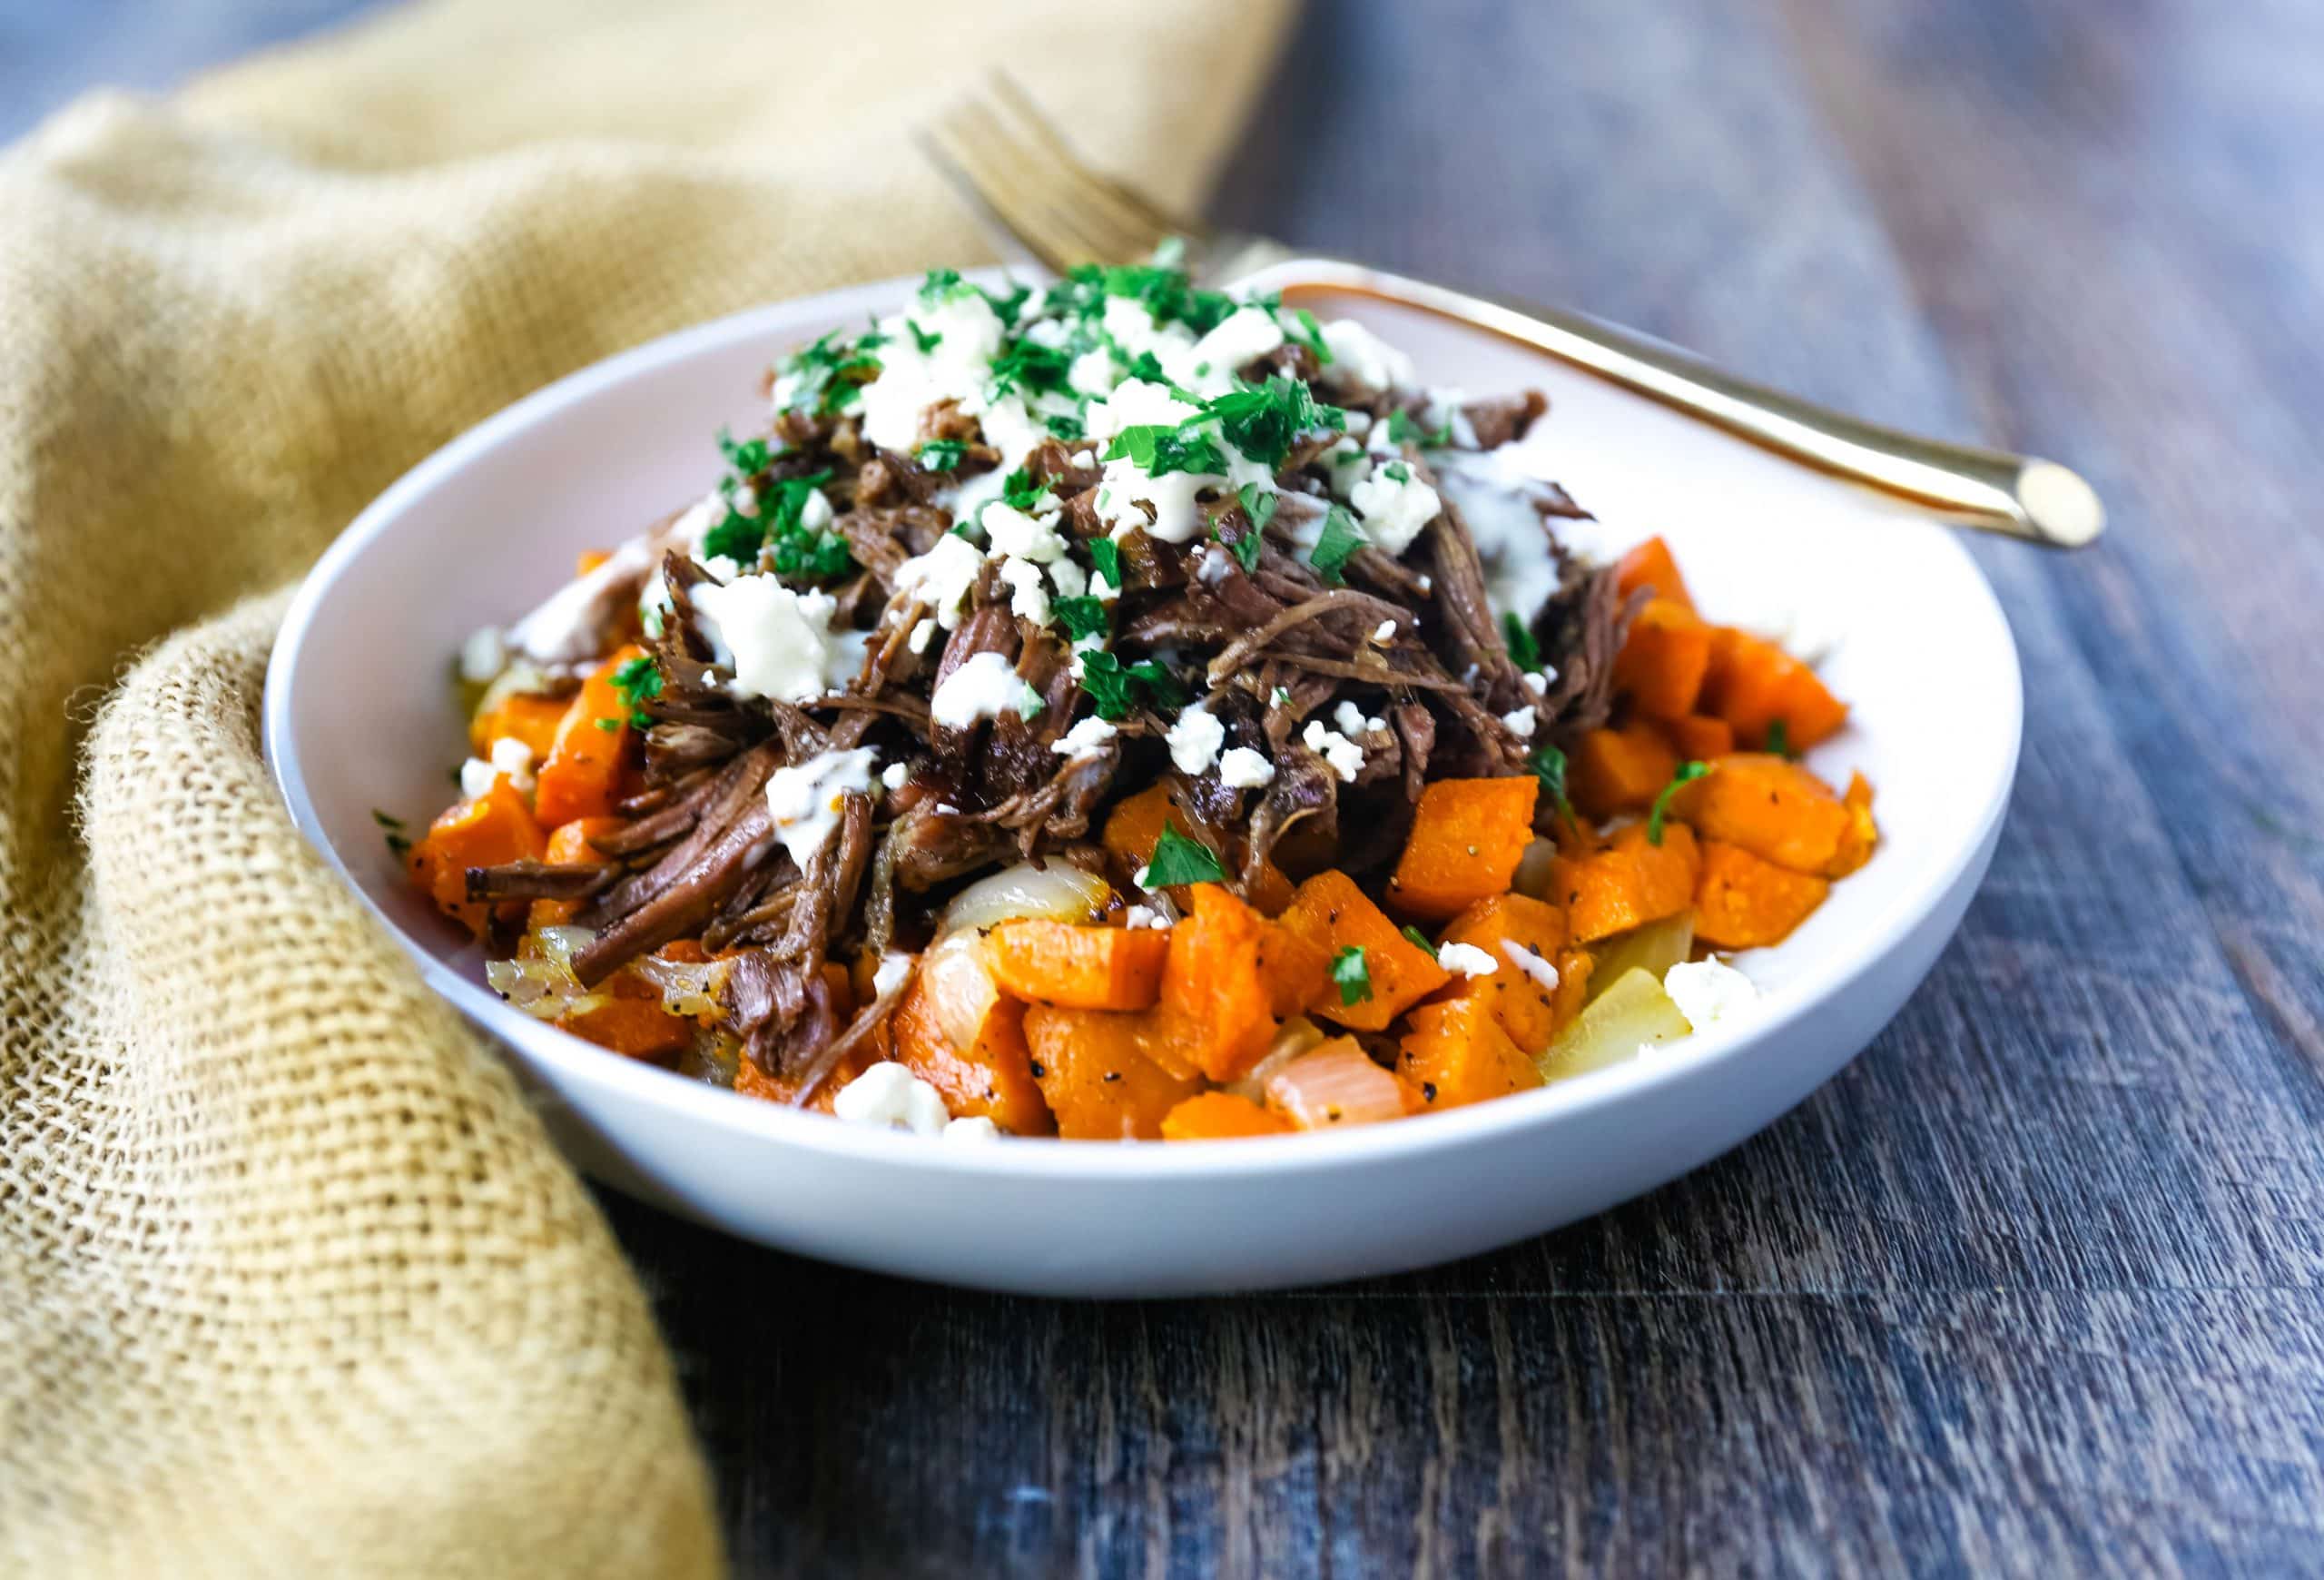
top-left (1694, 840), bottom-right (1831, 950)
top-left (1658, 714), bottom-right (1736, 761)
top-left (1024, 1005), bottom-right (1202, 1140)
top-left (407, 777), bottom-right (547, 935)
top-left (469, 689), bottom-right (572, 758)
top-left (1160, 1091), bottom-right (1293, 1141)
top-left (1699, 627), bottom-right (1847, 751)
top-left (1433, 892), bottom-right (1570, 1054)
top-left (1385, 776), bottom-right (1540, 922)
top-left (1399, 997), bottom-right (1543, 1110)
top-left (535, 644), bottom-right (646, 826)
top-left (1547, 823), bottom-right (1701, 943)
top-left (1670, 754), bottom-right (1859, 875)
top-left (1277, 870), bottom-right (1452, 1032)
top-left (987, 920), bottom-right (1170, 1011)
top-left (1612, 597), bottom-right (1713, 719)
top-left (1614, 535), bottom-right (1696, 614)
top-left (1148, 884), bottom-right (1326, 1081)
top-left (1101, 784), bottom-right (1295, 914)
top-left (890, 958), bottom-right (1056, 1135)
top-left (1569, 722), bottom-right (1680, 821)
top-left (527, 815), bottom-right (623, 931)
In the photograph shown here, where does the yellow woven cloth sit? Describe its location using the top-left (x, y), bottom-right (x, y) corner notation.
top-left (0, 2), bottom-right (1287, 1572)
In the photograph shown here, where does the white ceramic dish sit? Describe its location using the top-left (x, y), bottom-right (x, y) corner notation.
top-left (265, 267), bottom-right (2019, 1297)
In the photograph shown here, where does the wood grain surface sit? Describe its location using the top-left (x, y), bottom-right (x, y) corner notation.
top-left (20, 0), bottom-right (2324, 1574)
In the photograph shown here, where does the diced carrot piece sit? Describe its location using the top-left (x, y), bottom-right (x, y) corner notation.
top-left (1160, 1091), bottom-right (1293, 1141)
top-left (1546, 823), bottom-right (1701, 943)
top-left (558, 994), bottom-right (693, 1063)
top-left (406, 778), bottom-right (547, 935)
top-left (1569, 722), bottom-right (1680, 822)
top-left (1614, 535), bottom-right (1696, 614)
top-left (1384, 776), bottom-right (1540, 922)
top-left (1699, 627), bottom-right (1847, 751)
top-left (1694, 840), bottom-right (1831, 950)
top-left (527, 815), bottom-right (623, 931)
top-left (986, 920), bottom-right (1170, 1010)
top-left (1612, 597), bottom-right (1713, 719)
top-left (1670, 754), bottom-right (1863, 875)
top-left (889, 959), bottom-right (1055, 1136)
top-left (1024, 1005), bottom-right (1202, 1140)
top-left (1834, 771), bottom-right (1879, 877)
top-left (469, 690), bottom-right (572, 758)
top-left (1101, 785), bottom-right (1295, 915)
top-left (1277, 870), bottom-right (1452, 1032)
top-left (534, 644), bottom-right (646, 827)
top-left (732, 1044), bottom-right (874, 1115)
top-left (1659, 714), bottom-right (1736, 761)
top-left (1433, 892), bottom-right (1571, 1053)
top-left (1263, 1038), bottom-right (1417, 1130)
top-left (1399, 997), bottom-right (1543, 1109)
top-left (1147, 884), bottom-right (1326, 1081)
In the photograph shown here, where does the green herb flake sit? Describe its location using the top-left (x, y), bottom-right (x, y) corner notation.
top-left (1045, 411), bottom-right (1086, 441)
top-left (1127, 659), bottom-right (1187, 708)
top-left (1399, 924), bottom-right (1439, 961)
top-left (1143, 821), bottom-right (1228, 888)
top-left (1330, 945), bottom-right (1374, 1006)
top-left (1528, 744), bottom-right (1574, 821)
top-left (1000, 468), bottom-right (1048, 513)
top-left (372, 809), bottom-right (411, 857)
top-left (1288, 307), bottom-right (1332, 364)
top-left (1105, 423), bottom-right (1227, 479)
top-left (1308, 505), bottom-right (1365, 585)
top-left (1204, 375), bottom-right (1345, 470)
top-left (1076, 649), bottom-right (1139, 720)
top-left (1088, 537), bottom-right (1124, 591)
top-left (1226, 483), bottom-right (1275, 573)
top-left (1502, 610), bottom-right (1542, 672)
top-left (1767, 719), bottom-right (1793, 759)
top-left (1647, 760), bottom-right (1711, 846)
top-left (1386, 409), bottom-right (1415, 445)
top-left (1052, 597), bottom-right (1110, 640)
top-left (593, 716), bottom-right (622, 733)
top-left (907, 319), bottom-right (941, 354)
top-left (918, 439), bottom-right (968, 474)
top-left (610, 655), bottom-right (664, 730)
top-left (989, 338), bottom-right (1072, 398)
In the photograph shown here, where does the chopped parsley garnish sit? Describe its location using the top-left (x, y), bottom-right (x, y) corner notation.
top-left (1052, 597), bottom-right (1110, 640)
top-left (1143, 821), bottom-right (1228, 887)
top-left (1648, 760), bottom-right (1711, 846)
top-left (1386, 409), bottom-right (1414, 445)
top-left (1045, 411), bottom-right (1086, 441)
top-left (919, 266), bottom-right (966, 301)
top-left (1399, 924), bottom-right (1438, 961)
top-left (774, 331), bottom-right (879, 417)
top-left (1076, 650), bottom-right (1182, 720)
top-left (1088, 538), bottom-right (1124, 590)
top-left (1000, 468), bottom-right (1048, 513)
top-left (1225, 483), bottom-right (1275, 573)
top-left (1383, 460), bottom-right (1411, 482)
top-left (1329, 945), bottom-right (1374, 1006)
top-left (1502, 610), bottom-right (1542, 672)
top-left (983, 281), bottom-right (1033, 325)
top-left (1528, 744), bottom-right (1575, 822)
top-left (989, 338), bottom-right (1072, 397)
top-left (918, 439), bottom-right (967, 473)
top-left (1287, 307), bottom-right (1332, 364)
top-left (716, 429), bottom-right (773, 476)
top-left (1308, 504), bottom-right (1364, 584)
top-left (1106, 423), bottom-right (1226, 478)
top-left (906, 319), bottom-right (941, 354)
top-left (1387, 408), bottom-right (1450, 447)
top-left (1205, 375), bottom-right (1344, 469)
top-left (372, 809), bottom-right (410, 857)
top-left (1098, 263), bottom-right (1238, 336)
top-left (610, 655), bottom-right (663, 729)
top-left (701, 469), bottom-right (846, 579)
top-left (1767, 719), bottom-right (1793, 759)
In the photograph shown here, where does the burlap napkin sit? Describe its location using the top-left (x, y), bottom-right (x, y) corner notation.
top-left (0, 2), bottom-right (1289, 1571)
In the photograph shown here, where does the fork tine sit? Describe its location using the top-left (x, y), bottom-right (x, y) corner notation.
top-left (985, 73), bottom-right (1213, 246)
top-left (927, 76), bottom-right (1204, 272)
top-left (938, 95), bottom-right (1163, 269)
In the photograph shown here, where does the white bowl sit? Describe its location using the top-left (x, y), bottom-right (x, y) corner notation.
top-left (265, 268), bottom-right (2019, 1296)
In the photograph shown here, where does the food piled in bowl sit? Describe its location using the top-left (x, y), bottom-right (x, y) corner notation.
top-left (398, 260), bottom-right (1878, 1141)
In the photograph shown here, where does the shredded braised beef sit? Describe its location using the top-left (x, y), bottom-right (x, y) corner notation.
top-left (469, 272), bottom-right (1634, 1090)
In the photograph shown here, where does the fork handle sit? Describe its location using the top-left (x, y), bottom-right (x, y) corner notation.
top-left (1276, 261), bottom-right (2104, 549)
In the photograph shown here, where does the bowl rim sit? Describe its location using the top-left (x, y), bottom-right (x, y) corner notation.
top-left (264, 268), bottom-right (2022, 1183)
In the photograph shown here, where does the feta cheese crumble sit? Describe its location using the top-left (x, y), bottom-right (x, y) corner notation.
top-left (1348, 462), bottom-right (1443, 556)
top-left (1500, 941), bottom-right (1561, 991)
top-left (1664, 959), bottom-right (1760, 1032)
top-left (1218, 746), bottom-right (1275, 790)
top-left (1050, 715), bottom-right (1119, 762)
top-left (1302, 720), bottom-right (1365, 783)
top-left (763, 746), bottom-right (879, 870)
top-left (930, 650), bottom-right (1043, 730)
top-left (832, 1062), bottom-right (952, 1135)
top-left (688, 576), bottom-right (865, 703)
top-left (1165, 705), bottom-right (1225, 775)
top-left (1435, 942), bottom-right (1500, 979)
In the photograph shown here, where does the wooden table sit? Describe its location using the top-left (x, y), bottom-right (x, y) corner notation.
top-left (24, 2), bottom-right (2323, 1572)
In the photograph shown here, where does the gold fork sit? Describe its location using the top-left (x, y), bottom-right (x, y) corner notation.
top-left (922, 75), bottom-right (2104, 549)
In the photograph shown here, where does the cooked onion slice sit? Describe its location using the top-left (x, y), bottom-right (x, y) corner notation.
top-left (1263, 1041), bottom-right (1410, 1130)
top-left (936, 861), bottom-right (1111, 939)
